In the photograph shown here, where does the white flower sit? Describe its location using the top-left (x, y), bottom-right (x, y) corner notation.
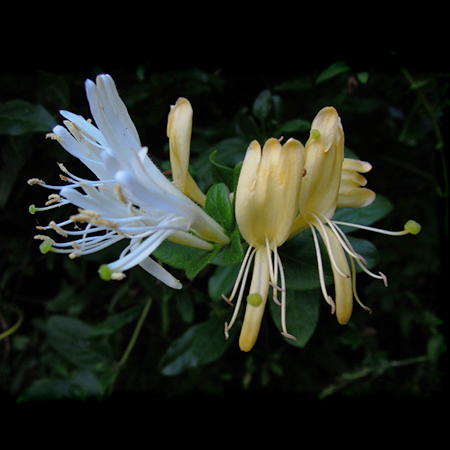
top-left (29, 74), bottom-right (229, 288)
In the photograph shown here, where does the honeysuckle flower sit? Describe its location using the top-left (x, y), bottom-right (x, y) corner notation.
top-left (226, 105), bottom-right (421, 351)
top-left (29, 74), bottom-right (229, 288)
top-left (167, 97), bottom-right (206, 206)
top-left (223, 137), bottom-right (305, 352)
top-left (291, 106), bottom-right (421, 325)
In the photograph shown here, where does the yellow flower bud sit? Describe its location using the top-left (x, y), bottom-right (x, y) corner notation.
top-left (167, 98), bottom-right (206, 206)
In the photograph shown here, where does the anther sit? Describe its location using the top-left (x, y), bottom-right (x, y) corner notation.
top-left (269, 281), bottom-right (284, 292)
top-left (111, 272), bottom-right (126, 281)
top-left (379, 272), bottom-right (388, 287)
top-left (45, 194), bottom-right (63, 206)
top-left (281, 332), bottom-right (297, 341)
top-left (224, 323), bottom-right (230, 340)
top-left (57, 163), bottom-right (70, 174)
top-left (49, 221), bottom-right (68, 237)
top-left (33, 235), bottom-right (55, 244)
top-left (27, 178), bottom-right (46, 186)
top-left (115, 184), bottom-right (128, 205)
top-left (327, 295), bottom-right (336, 315)
top-left (45, 132), bottom-right (64, 143)
top-left (222, 294), bottom-right (233, 306)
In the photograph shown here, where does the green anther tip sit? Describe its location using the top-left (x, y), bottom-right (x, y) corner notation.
top-left (404, 220), bottom-right (421, 235)
top-left (39, 241), bottom-right (52, 254)
top-left (98, 264), bottom-right (112, 281)
top-left (247, 293), bottom-right (263, 307)
top-left (29, 204), bottom-right (36, 214)
top-left (311, 129), bottom-right (321, 140)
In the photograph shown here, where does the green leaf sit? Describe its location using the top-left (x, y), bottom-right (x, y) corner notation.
top-left (186, 245), bottom-right (221, 280)
top-left (348, 236), bottom-right (379, 271)
top-left (235, 107), bottom-right (262, 142)
top-left (18, 370), bottom-right (103, 402)
top-left (223, 229), bottom-right (244, 265)
top-left (153, 240), bottom-right (205, 269)
top-left (316, 61), bottom-right (351, 84)
top-left (159, 313), bottom-right (237, 375)
top-left (279, 231), bottom-right (334, 291)
top-left (208, 264), bottom-right (241, 302)
top-left (205, 183), bottom-right (234, 233)
top-left (269, 288), bottom-right (320, 347)
top-left (0, 100), bottom-right (56, 135)
top-left (85, 305), bottom-right (143, 337)
top-left (252, 89), bottom-right (274, 122)
top-left (209, 150), bottom-right (235, 191)
top-left (275, 118), bottom-right (311, 136)
top-left (175, 289), bottom-right (195, 323)
top-left (38, 315), bottom-right (113, 371)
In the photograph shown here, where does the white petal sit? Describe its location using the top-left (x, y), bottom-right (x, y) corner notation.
top-left (59, 110), bottom-right (108, 147)
top-left (85, 75), bottom-right (141, 157)
top-left (114, 170), bottom-right (195, 224)
top-left (138, 257), bottom-right (182, 289)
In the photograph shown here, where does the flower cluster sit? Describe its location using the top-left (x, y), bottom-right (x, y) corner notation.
top-left (29, 74), bottom-right (421, 353)
top-left (29, 74), bottom-right (229, 289)
top-left (225, 106), bottom-right (421, 351)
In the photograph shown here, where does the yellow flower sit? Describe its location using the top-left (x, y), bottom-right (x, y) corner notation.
top-left (167, 98), bottom-right (207, 206)
top-left (224, 137), bottom-right (305, 352)
top-left (291, 106), bottom-right (420, 325)
top-left (224, 105), bottom-right (420, 351)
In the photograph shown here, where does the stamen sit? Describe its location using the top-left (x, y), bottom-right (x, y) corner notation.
top-left (45, 132), bottom-right (64, 143)
top-left (275, 247), bottom-right (293, 339)
top-left (332, 220), bottom-right (421, 236)
top-left (223, 244), bottom-right (254, 305)
top-left (323, 216), bottom-right (363, 261)
top-left (266, 237), bottom-right (281, 305)
top-left (310, 214), bottom-right (350, 279)
top-left (221, 294), bottom-right (233, 306)
top-left (349, 257), bottom-right (373, 314)
top-left (225, 247), bottom-right (257, 333)
top-left (269, 282), bottom-right (282, 306)
top-left (379, 272), bottom-right (388, 287)
top-left (49, 220), bottom-right (68, 237)
top-left (33, 235), bottom-right (55, 244)
top-left (224, 322), bottom-right (230, 340)
top-left (27, 178), bottom-right (46, 186)
top-left (281, 332), bottom-right (297, 341)
top-left (115, 184), bottom-right (128, 205)
top-left (310, 224), bottom-right (336, 314)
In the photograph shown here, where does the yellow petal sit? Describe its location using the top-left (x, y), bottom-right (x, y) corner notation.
top-left (167, 98), bottom-right (206, 206)
top-left (299, 107), bottom-right (345, 222)
top-left (239, 247), bottom-right (270, 352)
top-left (337, 158), bottom-right (376, 208)
top-left (317, 224), bottom-right (353, 324)
top-left (236, 138), bottom-right (305, 248)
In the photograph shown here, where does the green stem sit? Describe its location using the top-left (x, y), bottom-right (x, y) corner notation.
top-left (117, 297), bottom-right (153, 368)
top-left (0, 301), bottom-right (23, 341)
top-left (318, 355), bottom-right (429, 398)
